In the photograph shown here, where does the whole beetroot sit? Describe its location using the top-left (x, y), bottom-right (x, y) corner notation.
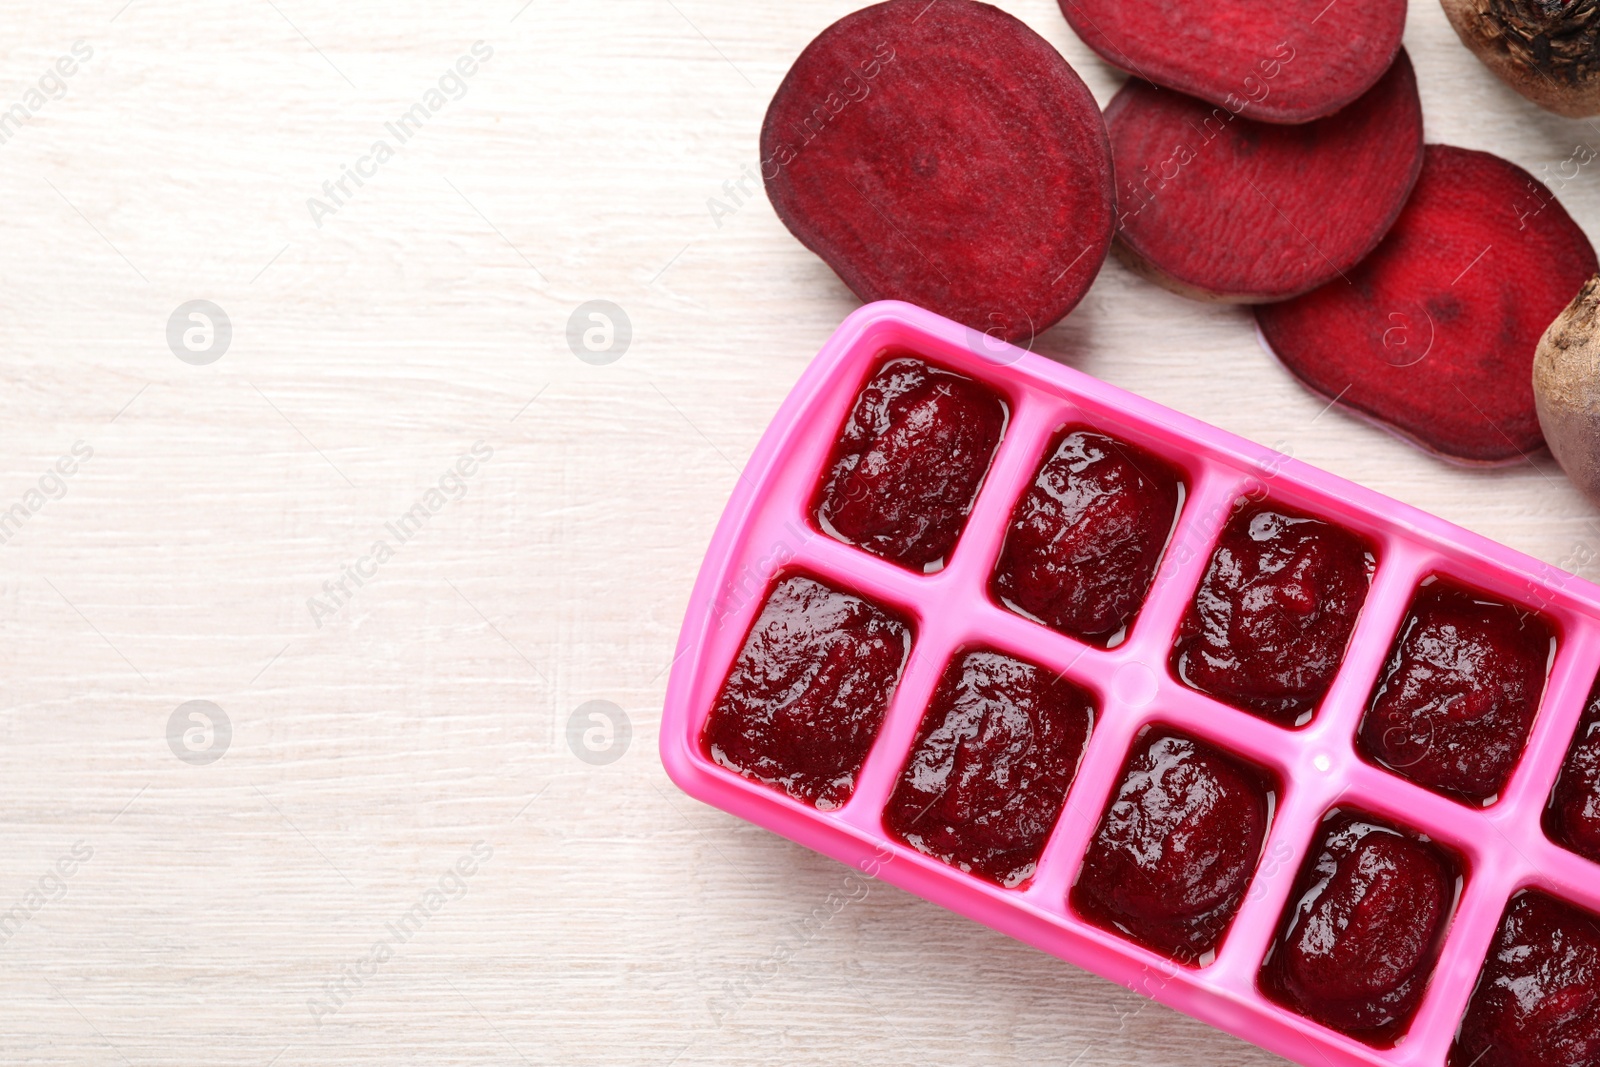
top-left (1443, 0), bottom-right (1600, 116)
top-left (1534, 275), bottom-right (1600, 506)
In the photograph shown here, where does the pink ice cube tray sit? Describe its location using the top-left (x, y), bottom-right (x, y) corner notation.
top-left (659, 301), bottom-right (1600, 1067)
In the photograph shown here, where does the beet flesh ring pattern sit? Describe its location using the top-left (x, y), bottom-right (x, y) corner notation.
top-left (762, 0), bottom-right (1114, 343)
top-left (1059, 0), bottom-right (1407, 124)
top-left (1256, 144), bottom-right (1599, 465)
top-left (1106, 51), bottom-right (1423, 303)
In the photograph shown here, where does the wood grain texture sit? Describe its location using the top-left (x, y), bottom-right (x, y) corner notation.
top-left (0, 0), bottom-right (1594, 1063)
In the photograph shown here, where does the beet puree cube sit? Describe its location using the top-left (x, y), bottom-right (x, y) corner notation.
top-left (1452, 891), bottom-right (1600, 1067)
top-left (1072, 730), bottom-right (1271, 964)
top-left (992, 429), bottom-right (1182, 646)
top-left (1261, 813), bottom-right (1455, 1044)
top-left (703, 575), bottom-right (910, 809)
top-left (815, 356), bottom-right (1006, 570)
top-left (1172, 503), bottom-right (1373, 725)
top-left (1548, 674), bottom-right (1600, 863)
top-left (1358, 581), bottom-right (1551, 803)
top-left (883, 650), bottom-right (1094, 887)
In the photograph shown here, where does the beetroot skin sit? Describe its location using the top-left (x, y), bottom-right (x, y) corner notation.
top-left (1106, 52), bottom-right (1422, 303)
top-left (1257, 145), bottom-right (1598, 465)
top-left (1059, 0), bottom-right (1406, 124)
top-left (761, 0), bottom-right (1114, 342)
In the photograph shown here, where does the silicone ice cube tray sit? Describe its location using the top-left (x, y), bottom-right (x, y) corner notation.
top-left (659, 301), bottom-right (1600, 1067)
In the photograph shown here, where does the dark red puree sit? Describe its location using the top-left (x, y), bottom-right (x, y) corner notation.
top-left (1359, 582), bottom-right (1550, 803)
top-left (1547, 674), bottom-right (1600, 863)
top-left (703, 575), bottom-right (909, 809)
top-left (884, 650), bottom-right (1094, 887)
top-left (816, 356), bottom-right (1005, 570)
top-left (1073, 731), bottom-right (1270, 963)
top-left (1262, 814), bottom-right (1453, 1042)
top-left (1173, 504), bottom-right (1372, 725)
top-left (1453, 892), bottom-right (1600, 1067)
top-left (992, 429), bottom-right (1181, 645)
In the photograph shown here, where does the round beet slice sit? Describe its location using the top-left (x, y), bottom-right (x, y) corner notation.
top-left (1106, 52), bottom-right (1422, 303)
top-left (761, 0), bottom-right (1114, 343)
top-left (1256, 145), bottom-right (1598, 465)
top-left (1060, 0), bottom-right (1406, 124)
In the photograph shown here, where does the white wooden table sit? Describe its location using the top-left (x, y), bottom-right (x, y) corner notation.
top-left (0, 1), bottom-right (1593, 1063)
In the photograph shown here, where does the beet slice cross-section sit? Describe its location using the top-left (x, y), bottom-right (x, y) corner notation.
top-left (1256, 144), bottom-right (1599, 465)
top-left (1059, 0), bottom-right (1407, 124)
top-left (761, 0), bottom-right (1115, 343)
top-left (1106, 51), bottom-right (1423, 303)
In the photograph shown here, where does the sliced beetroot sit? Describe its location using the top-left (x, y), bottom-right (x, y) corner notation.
top-left (1256, 145), bottom-right (1599, 465)
top-left (1106, 52), bottom-right (1422, 302)
top-left (761, 0), bottom-right (1114, 342)
top-left (1059, 0), bottom-right (1406, 124)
